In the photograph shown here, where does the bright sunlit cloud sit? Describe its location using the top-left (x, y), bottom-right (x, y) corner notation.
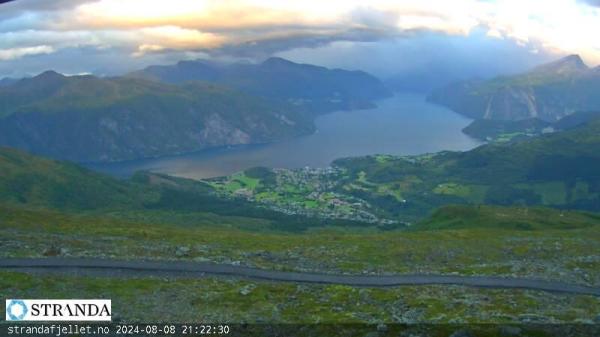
top-left (0, 45), bottom-right (54, 60)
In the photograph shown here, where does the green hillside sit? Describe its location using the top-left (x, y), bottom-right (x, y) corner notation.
top-left (0, 146), bottom-right (143, 209)
top-left (415, 205), bottom-right (600, 231)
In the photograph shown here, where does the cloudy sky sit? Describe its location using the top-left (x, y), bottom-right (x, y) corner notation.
top-left (0, 0), bottom-right (599, 78)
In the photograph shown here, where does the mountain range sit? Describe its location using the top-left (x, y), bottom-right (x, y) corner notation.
top-left (0, 70), bottom-right (313, 162)
top-left (0, 58), bottom-right (390, 163)
top-left (428, 55), bottom-right (600, 121)
top-left (129, 57), bottom-right (392, 114)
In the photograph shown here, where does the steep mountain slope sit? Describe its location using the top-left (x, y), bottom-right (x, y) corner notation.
top-left (428, 55), bottom-right (600, 121)
top-left (0, 72), bottom-right (314, 162)
top-left (0, 146), bottom-right (143, 209)
top-left (129, 57), bottom-right (392, 113)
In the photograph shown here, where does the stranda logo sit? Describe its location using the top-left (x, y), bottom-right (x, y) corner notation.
top-left (6, 300), bottom-right (28, 321)
top-left (5, 300), bottom-right (111, 321)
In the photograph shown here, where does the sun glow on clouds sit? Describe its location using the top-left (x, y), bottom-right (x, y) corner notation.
top-left (0, 45), bottom-right (54, 60)
top-left (2, 0), bottom-right (600, 64)
top-left (134, 26), bottom-right (225, 55)
top-left (75, 0), bottom-right (308, 30)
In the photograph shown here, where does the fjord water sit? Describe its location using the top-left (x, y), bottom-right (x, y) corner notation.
top-left (88, 93), bottom-right (482, 179)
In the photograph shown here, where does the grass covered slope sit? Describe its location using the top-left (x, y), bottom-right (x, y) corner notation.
top-left (0, 71), bottom-right (314, 162)
top-left (0, 146), bottom-right (142, 209)
top-left (415, 205), bottom-right (600, 231)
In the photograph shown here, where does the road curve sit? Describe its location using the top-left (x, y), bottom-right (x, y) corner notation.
top-left (1, 258), bottom-right (599, 296)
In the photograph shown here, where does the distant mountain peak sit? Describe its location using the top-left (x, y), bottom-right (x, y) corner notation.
top-left (34, 70), bottom-right (66, 80)
top-left (532, 54), bottom-right (588, 75)
top-left (561, 54), bottom-right (587, 66)
top-left (261, 57), bottom-right (296, 67)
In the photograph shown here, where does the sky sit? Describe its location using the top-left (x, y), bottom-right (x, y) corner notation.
top-left (0, 0), bottom-right (599, 78)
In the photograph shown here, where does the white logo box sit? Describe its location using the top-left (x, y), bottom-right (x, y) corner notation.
top-left (6, 300), bottom-right (112, 322)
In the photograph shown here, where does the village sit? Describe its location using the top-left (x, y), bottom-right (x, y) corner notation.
top-left (206, 166), bottom-right (399, 225)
